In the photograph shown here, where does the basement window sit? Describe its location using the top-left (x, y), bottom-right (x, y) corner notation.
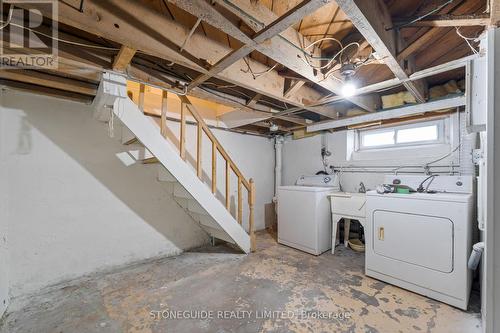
top-left (357, 120), bottom-right (445, 151)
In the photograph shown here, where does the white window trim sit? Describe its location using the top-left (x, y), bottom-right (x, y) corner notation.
top-left (345, 114), bottom-right (458, 163)
top-left (355, 119), bottom-right (448, 152)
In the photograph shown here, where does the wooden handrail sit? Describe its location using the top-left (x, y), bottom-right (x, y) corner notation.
top-left (131, 83), bottom-right (255, 252)
top-left (178, 95), bottom-right (251, 190)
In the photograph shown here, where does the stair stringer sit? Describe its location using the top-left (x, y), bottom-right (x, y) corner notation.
top-left (113, 97), bottom-right (250, 253)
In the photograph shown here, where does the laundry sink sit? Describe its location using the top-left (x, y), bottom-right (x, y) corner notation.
top-left (328, 192), bottom-right (367, 253)
top-left (328, 192), bottom-right (367, 219)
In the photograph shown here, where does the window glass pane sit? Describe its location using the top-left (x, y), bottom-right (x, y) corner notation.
top-left (362, 130), bottom-right (395, 147)
top-left (396, 125), bottom-right (438, 144)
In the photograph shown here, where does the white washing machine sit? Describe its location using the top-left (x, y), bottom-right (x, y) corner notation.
top-left (366, 175), bottom-right (474, 310)
top-left (278, 175), bottom-right (340, 255)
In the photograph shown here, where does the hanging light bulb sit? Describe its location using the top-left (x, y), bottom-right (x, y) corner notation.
top-left (341, 81), bottom-right (356, 97)
top-left (340, 63), bottom-right (357, 97)
top-left (269, 123), bottom-right (279, 132)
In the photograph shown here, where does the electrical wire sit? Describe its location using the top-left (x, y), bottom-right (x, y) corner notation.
top-left (0, 5), bottom-right (13, 30)
top-left (389, 0), bottom-right (454, 30)
top-left (456, 27), bottom-right (479, 54)
top-left (300, 38), bottom-right (360, 71)
top-left (241, 57), bottom-right (279, 79)
top-left (5, 21), bottom-right (121, 50)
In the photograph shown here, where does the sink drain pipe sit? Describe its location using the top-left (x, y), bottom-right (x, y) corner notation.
top-left (468, 241), bottom-right (485, 270)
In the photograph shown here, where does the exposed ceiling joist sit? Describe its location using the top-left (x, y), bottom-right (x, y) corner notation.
top-left (284, 79), bottom-right (306, 99)
top-left (302, 54), bottom-right (478, 107)
top-left (0, 79), bottom-right (94, 104)
top-left (0, 69), bottom-right (97, 96)
top-left (15, 0), bottom-right (323, 111)
top-left (218, 109), bottom-right (271, 129)
top-left (491, 0), bottom-right (500, 26)
top-left (112, 45), bottom-right (137, 72)
top-left (188, 0), bottom-right (379, 112)
top-left (308, 95), bottom-right (466, 132)
top-left (169, 0), bottom-right (332, 91)
top-left (394, 14), bottom-right (489, 27)
top-left (246, 93), bottom-right (262, 108)
top-left (397, 0), bottom-right (482, 62)
top-left (336, 0), bottom-right (426, 103)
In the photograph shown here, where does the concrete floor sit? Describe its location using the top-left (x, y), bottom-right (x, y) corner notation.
top-left (0, 231), bottom-right (481, 333)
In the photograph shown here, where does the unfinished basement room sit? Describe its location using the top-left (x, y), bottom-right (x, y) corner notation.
top-left (2, 0), bottom-right (500, 332)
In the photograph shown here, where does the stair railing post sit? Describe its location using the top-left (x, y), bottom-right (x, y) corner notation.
top-left (197, 123), bottom-right (202, 178)
top-left (249, 178), bottom-right (256, 252)
top-left (161, 90), bottom-right (168, 138)
top-left (226, 160), bottom-right (231, 210)
top-left (212, 141), bottom-right (217, 193)
top-left (180, 102), bottom-right (186, 160)
top-left (138, 83), bottom-right (145, 113)
top-left (238, 176), bottom-right (242, 224)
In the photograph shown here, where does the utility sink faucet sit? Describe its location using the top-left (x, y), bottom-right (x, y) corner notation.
top-left (359, 182), bottom-right (366, 193)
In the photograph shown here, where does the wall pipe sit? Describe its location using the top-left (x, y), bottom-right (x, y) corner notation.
top-left (274, 136), bottom-right (284, 198)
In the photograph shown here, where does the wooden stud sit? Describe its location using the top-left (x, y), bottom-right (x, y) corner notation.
top-left (197, 122), bottom-right (202, 179)
top-left (161, 90), bottom-right (168, 138)
top-left (212, 141), bottom-right (217, 194)
top-left (138, 84), bottom-right (145, 112)
top-left (238, 176), bottom-right (243, 225)
top-left (180, 102), bottom-right (186, 160)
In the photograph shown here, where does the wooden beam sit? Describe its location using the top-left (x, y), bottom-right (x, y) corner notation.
top-left (397, 28), bottom-right (443, 62)
top-left (398, 1), bottom-right (483, 61)
top-left (283, 79), bottom-right (306, 99)
top-left (182, 0), bottom-right (332, 90)
top-left (394, 14), bottom-right (489, 27)
top-left (303, 54), bottom-right (477, 107)
top-left (491, 0), bottom-right (500, 26)
top-left (16, 0), bottom-right (322, 112)
top-left (335, 0), bottom-right (426, 103)
top-left (112, 45), bottom-right (137, 72)
top-left (246, 93), bottom-right (262, 108)
top-left (308, 95), bottom-right (466, 131)
top-left (212, 0), bottom-right (378, 112)
top-left (0, 79), bottom-right (94, 104)
top-left (0, 69), bottom-right (97, 95)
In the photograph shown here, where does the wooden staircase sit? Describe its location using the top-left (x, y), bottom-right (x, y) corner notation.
top-left (93, 73), bottom-right (255, 253)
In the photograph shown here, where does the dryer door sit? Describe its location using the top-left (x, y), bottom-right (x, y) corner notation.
top-left (373, 210), bottom-right (453, 273)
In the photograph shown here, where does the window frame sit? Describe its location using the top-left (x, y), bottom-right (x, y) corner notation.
top-left (356, 119), bottom-right (446, 151)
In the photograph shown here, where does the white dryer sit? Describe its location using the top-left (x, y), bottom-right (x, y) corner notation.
top-left (278, 175), bottom-right (340, 255)
top-left (366, 175), bottom-right (474, 310)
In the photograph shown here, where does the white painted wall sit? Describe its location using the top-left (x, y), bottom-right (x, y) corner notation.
top-left (0, 91), bottom-right (9, 317)
top-left (0, 89), bottom-right (272, 299)
top-left (282, 112), bottom-right (469, 192)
